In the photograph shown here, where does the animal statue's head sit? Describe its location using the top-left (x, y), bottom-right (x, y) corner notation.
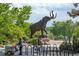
top-left (42, 10), bottom-right (57, 23)
top-left (67, 9), bottom-right (79, 18)
top-left (73, 3), bottom-right (79, 7)
top-left (67, 3), bottom-right (79, 18)
top-left (67, 11), bottom-right (76, 18)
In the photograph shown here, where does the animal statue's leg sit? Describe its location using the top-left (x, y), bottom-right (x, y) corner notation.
top-left (44, 29), bottom-right (48, 34)
top-left (41, 30), bottom-right (43, 36)
top-left (30, 30), bottom-right (34, 38)
top-left (30, 32), bottom-right (32, 38)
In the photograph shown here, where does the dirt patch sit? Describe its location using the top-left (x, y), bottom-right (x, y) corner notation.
top-left (49, 40), bottom-right (64, 46)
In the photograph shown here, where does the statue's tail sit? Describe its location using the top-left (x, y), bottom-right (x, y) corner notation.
top-left (29, 25), bottom-right (33, 38)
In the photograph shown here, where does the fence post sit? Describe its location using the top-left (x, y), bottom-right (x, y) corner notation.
top-left (25, 45), bottom-right (27, 55)
top-left (27, 46), bottom-right (28, 56)
top-left (70, 46), bottom-right (74, 56)
top-left (64, 50), bottom-right (65, 56)
top-left (56, 47), bottom-right (58, 56)
top-left (33, 45), bottom-right (34, 56)
top-left (72, 48), bottom-right (74, 56)
top-left (30, 45), bottom-right (33, 56)
top-left (43, 45), bottom-right (45, 56)
top-left (52, 46), bottom-right (54, 56)
top-left (25, 45), bottom-right (28, 56)
top-left (49, 45), bottom-right (51, 56)
top-left (52, 45), bottom-right (55, 56)
top-left (36, 45), bottom-right (39, 56)
top-left (68, 50), bottom-right (69, 56)
top-left (38, 45), bottom-right (41, 56)
top-left (53, 44), bottom-right (57, 56)
top-left (59, 50), bottom-right (61, 56)
top-left (46, 45), bottom-right (48, 56)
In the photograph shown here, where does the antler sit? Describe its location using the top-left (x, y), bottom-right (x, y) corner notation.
top-left (50, 10), bottom-right (57, 19)
top-left (50, 11), bottom-right (52, 18)
top-left (51, 10), bottom-right (54, 18)
top-left (73, 3), bottom-right (79, 7)
top-left (54, 13), bottom-right (57, 19)
top-left (51, 10), bottom-right (57, 19)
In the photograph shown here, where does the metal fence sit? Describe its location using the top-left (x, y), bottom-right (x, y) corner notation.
top-left (24, 44), bottom-right (76, 56)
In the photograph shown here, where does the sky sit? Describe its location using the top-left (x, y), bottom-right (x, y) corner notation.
top-left (13, 3), bottom-right (79, 27)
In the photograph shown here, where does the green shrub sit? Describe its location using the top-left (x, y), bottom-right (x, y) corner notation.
top-left (30, 38), bottom-right (38, 45)
top-left (27, 38), bottom-right (38, 45)
top-left (0, 36), bottom-right (6, 45)
top-left (59, 42), bottom-right (72, 50)
top-left (58, 35), bottom-right (64, 40)
top-left (73, 38), bottom-right (79, 48)
top-left (54, 35), bottom-right (64, 40)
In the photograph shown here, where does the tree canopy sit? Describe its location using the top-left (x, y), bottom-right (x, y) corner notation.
top-left (48, 20), bottom-right (79, 41)
top-left (0, 3), bottom-right (32, 43)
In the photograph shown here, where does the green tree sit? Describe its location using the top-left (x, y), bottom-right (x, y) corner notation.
top-left (64, 20), bottom-right (74, 43)
top-left (74, 22), bottom-right (79, 37)
top-left (51, 21), bottom-right (65, 40)
top-left (50, 20), bottom-right (74, 42)
top-left (0, 3), bottom-right (32, 44)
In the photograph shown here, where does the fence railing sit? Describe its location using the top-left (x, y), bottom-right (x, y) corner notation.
top-left (24, 44), bottom-right (75, 56)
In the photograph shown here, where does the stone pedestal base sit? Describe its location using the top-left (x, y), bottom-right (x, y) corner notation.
top-left (38, 35), bottom-right (50, 45)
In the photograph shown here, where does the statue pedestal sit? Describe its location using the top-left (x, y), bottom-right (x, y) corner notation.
top-left (38, 35), bottom-right (50, 45)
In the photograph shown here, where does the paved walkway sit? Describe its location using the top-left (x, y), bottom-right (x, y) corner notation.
top-left (49, 40), bottom-right (64, 47)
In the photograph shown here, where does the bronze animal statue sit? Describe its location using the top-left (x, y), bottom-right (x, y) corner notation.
top-left (30, 10), bottom-right (57, 38)
top-left (73, 3), bottom-right (79, 7)
top-left (67, 3), bottom-right (79, 18)
top-left (67, 9), bottom-right (79, 18)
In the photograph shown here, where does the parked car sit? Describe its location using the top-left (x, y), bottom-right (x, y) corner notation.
top-left (5, 45), bottom-right (15, 56)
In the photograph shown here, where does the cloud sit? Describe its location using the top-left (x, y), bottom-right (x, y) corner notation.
top-left (28, 3), bottom-right (72, 21)
top-left (12, 3), bottom-right (79, 27)
top-left (32, 7), bottom-right (49, 15)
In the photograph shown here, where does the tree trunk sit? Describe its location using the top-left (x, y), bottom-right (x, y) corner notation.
top-left (69, 36), bottom-right (71, 44)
